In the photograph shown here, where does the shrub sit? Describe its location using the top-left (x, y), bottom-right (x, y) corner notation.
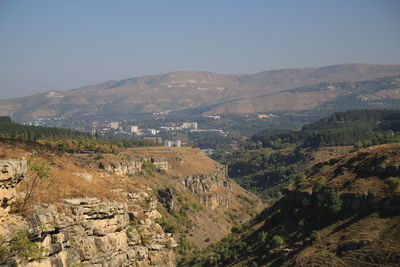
top-left (328, 192), bottom-right (342, 215)
top-left (231, 225), bottom-right (243, 234)
top-left (386, 177), bottom-right (400, 193)
top-left (127, 218), bottom-right (140, 233)
top-left (258, 231), bottom-right (268, 244)
top-left (271, 235), bottom-right (284, 247)
top-left (313, 176), bottom-right (327, 192)
top-left (294, 173), bottom-right (309, 189)
top-left (310, 231), bottom-right (319, 242)
top-left (20, 155), bottom-right (51, 210)
top-left (156, 217), bottom-right (180, 233)
top-left (175, 238), bottom-right (195, 256)
top-left (0, 235), bottom-right (10, 264)
top-left (11, 230), bottom-right (46, 262)
top-left (141, 160), bottom-right (157, 176)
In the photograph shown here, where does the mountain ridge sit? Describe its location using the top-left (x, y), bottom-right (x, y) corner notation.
top-left (1, 63), bottom-right (400, 120)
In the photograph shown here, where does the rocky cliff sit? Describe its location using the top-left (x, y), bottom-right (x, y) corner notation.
top-left (99, 157), bottom-right (169, 176)
top-left (181, 166), bottom-right (232, 209)
top-left (0, 158), bottom-right (176, 267)
top-left (0, 159), bottom-right (27, 217)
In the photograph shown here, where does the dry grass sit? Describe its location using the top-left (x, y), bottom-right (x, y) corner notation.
top-left (291, 213), bottom-right (400, 267)
top-left (1, 139), bottom-right (263, 249)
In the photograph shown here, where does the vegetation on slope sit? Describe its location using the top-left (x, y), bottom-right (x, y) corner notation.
top-left (179, 143), bottom-right (400, 266)
top-left (252, 109), bottom-right (400, 148)
top-left (0, 116), bottom-right (158, 154)
top-left (0, 116), bottom-right (90, 141)
top-left (219, 110), bottom-right (400, 200)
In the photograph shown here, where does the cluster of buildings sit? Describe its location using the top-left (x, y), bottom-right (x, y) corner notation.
top-left (164, 140), bottom-right (182, 147)
top-left (98, 122), bottom-right (160, 136)
top-left (159, 122), bottom-right (198, 132)
top-left (92, 121), bottom-right (201, 148)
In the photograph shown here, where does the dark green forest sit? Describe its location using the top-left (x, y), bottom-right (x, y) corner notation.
top-left (252, 110), bottom-right (400, 149)
top-left (0, 116), bottom-right (91, 141)
top-left (0, 116), bottom-right (156, 153)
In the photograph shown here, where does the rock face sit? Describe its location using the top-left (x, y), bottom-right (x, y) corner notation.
top-left (100, 158), bottom-right (169, 176)
top-left (157, 188), bottom-right (174, 212)
top-left (0, 158), bottom-right (176, 267)
top-left (181, 165), bottom-right (232, 209)
top-left (0, 159), bottom-right (27, 217)
top-left (13, 198), bottom-right (176, 267)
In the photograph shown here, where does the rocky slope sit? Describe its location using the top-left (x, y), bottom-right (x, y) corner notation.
top-left (0, 139), bottom-right (262, 266)
top-left (94, 146), bottom-right (262, 247)
top-left (1, 64), bottom-right (400, 119)
top-left (0, 158), bottom-right (176, 267)
top-left (179, 143), bottom-right (400, 266)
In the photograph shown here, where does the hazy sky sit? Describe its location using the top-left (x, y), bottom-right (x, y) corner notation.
top-left (0, 0), bottom-right (399, 99)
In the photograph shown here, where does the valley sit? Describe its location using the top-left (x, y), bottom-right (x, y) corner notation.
top-left (2, 1), bottom-right (400, 266)
top-left (1, 69), bottom-right (400, 267)
top-left (0, 108), bottom-right (399, 266)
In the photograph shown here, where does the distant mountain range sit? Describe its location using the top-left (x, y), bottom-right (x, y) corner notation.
top-left (1, 63), bottom-right (400, 120)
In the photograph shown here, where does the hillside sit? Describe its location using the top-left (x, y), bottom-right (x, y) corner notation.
top-left (205, 75), bottom-right (400, 114)
top-left (180, 143), bottom-right (400, 266)
top-left (218, 110), bottom-right (400, 200)
top-left (0, 138), bottom-right (262, 266)
top-left (1, 64), bottom-right (400, 120)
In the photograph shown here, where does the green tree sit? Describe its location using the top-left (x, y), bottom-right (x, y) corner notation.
top-left (271, 235), bottom-right (284, 247)
top-left (21, 155), bottom-right (51, 210)
top-left (313, 176), bottom-right (327, 192)
top-left (386, 177), bottom-right (400, 193)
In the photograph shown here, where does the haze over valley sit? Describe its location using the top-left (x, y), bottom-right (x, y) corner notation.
top-left (0, 1), bottom-right (399, 267)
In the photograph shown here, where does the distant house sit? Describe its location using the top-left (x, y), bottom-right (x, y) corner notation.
top-left (147, 129), bottom-right (160, 135)
top-left (129, 125), bottom-right (139, 133)
top-left (164, 140), bottom-right (182, 147)
top-left (110, 122), bottom-right (119, 129)
top-left (205, 115), bottom-right (221, 120)
top-left (182, 122), bottom-right (198, 130)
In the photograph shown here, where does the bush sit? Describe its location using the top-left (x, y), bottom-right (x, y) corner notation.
top-left (141, 160), bottom-right (157, 176)
top-left (271, 235), bottom-right (284, 247)
top-left (386, 177), bottom-right (400, 193)
top-left (175, 238), bottom-right (195, 256)
top-left (310, 231), bottom-right (319, 242)
top-left (20, 155), bottom-right (51, 211)
top-left (0, 235), bottom-right (10, 264)
top-left (259, 231), bottom-right (268, 244)
top-left (127, 218), bottom-right (140, 233)
top-left (11, 230), bottom-right (46, 262)
top-left (156, 217), bottom-right (180, 233)
top-left (231, 225), bottom-right (243, 234)
top-left (328, 192), bottom-right (342, 215)
top-left (313, 176), bottom-right (327, 192)
top-left (294, 173), bottom-right (308, 189)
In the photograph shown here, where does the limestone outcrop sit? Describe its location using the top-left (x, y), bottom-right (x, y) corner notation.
top-left (99, 157), bottom-right (169, 176)
top-left (181, 165), bottom-right (232, 209)
top-left (0, 159), bottom-right (27, 217)
top-left (0, 196), bottom-right (176, 267)
top-left (20, 198), bottom-right (175, 267)
top-left (0, 158), bottom-right (176, 267)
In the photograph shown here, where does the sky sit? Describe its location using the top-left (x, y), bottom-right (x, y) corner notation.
top-left (0, 0), bottom-right (399, 99)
